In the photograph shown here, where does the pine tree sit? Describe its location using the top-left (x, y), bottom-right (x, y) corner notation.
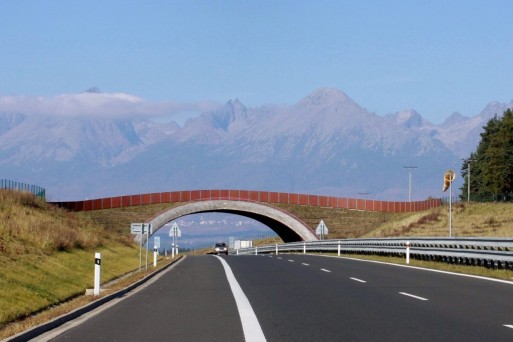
top-left (460, 109), bottom-right (513, 201)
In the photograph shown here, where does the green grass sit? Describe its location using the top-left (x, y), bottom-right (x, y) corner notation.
top-left (365, 202), bottom-right (513, 238)
top-left (0, 190), bottom-right (141, 329)
top-left (0, 245), bottom-right (139, 324)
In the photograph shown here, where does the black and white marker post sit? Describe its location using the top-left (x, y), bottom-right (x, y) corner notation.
top-left (94, 252), bottom-right (101, 296)
top-left (406, 241), bottom-right (411, 264)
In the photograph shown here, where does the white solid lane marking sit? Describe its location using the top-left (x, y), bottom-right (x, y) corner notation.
top-left (350, 277), bottom-right (367, 283)
top-left (399, 292), bottom-right (429, 301)
top-left (215, 256), bottom-right (267, 342)
top-left (321, 268), bottom-right (331, 273)
top-left (504, 324), bottom-right (513, 329)
top-left (302, 263), bottom-right (309, 266)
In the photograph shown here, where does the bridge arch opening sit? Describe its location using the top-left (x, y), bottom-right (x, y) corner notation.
top-left (147, 200), bottom-right (317, 244)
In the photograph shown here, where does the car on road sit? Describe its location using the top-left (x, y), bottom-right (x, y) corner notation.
top-left (214, 242), bottom-right (229, 255)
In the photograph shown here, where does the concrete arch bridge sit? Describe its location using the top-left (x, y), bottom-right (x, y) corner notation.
top-left (52, 190), bottom-right (441, 243)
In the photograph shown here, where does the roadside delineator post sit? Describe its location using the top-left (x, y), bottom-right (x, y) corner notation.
top-left (94, 252), bottom-right (101, 296)
top-left (303, 241), bottom-right (306, 254)
top-left (338, 241), bottom-right (341, 256)
top-left (276, 244), bottom-right (278, 255)
top-left (255, 246), bottom-right (258, 255)
top-left (406, 241), bottom-right (411, 264)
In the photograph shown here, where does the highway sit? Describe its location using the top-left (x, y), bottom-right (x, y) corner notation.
top-left (44, 254), bottom-right (513, 341)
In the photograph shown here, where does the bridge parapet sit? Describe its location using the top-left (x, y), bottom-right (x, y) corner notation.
top-left (51, 189), bottom-right (441, 213)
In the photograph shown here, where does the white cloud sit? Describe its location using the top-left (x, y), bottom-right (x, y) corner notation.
top-left (0, 91), bottom-right (220, 119)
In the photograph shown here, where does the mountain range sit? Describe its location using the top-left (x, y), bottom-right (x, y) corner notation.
top-left (1, 87), bottom-right (512, 201)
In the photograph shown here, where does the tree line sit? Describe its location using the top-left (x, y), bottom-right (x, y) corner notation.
top-left (460, 108), bottom-right (513, 201)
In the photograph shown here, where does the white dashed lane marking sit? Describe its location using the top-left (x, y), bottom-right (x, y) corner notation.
top-left (399, 292), bottom-right (429, 301)
top-left (350, 277), bottom-right (367, 283)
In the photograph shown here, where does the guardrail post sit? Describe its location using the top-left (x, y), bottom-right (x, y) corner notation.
top-left (338, 241), bottom-right (341, 256)
top-left (94, 252), bottom-right (101, 296)
top-left (406, 241), bottom-right (411, 264)
top-left (276, 244), bottom-right (278, 255)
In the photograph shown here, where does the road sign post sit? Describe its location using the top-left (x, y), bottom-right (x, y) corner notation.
top-left (316, 220), bottom-right (329, 240)
top-left (130, 223), bottom-right (144, 271)
top-left (443, 170), bottom-right (456, 237)
top-left (169, 222), bottom-right (181, 258)
top-left (145, 224), bottom-right (149, 270)
top-left (130, 223), bottom-right (151, 271)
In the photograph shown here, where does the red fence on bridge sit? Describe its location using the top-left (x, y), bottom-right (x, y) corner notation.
top-left (51, 189), bottom-right (441, 213)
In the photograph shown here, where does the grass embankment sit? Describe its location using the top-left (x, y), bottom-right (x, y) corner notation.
top-left (276, 203), bottom-right (394, 238)
top-left (0, 190), bottom-right (146, 338)
top-left (278, 201), bottom-right (513, 239)
top-left (365, 202), bottom-right (513, 238)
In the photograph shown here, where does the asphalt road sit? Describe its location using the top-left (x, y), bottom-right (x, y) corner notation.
top-left (46, 254), bottom-right (513, 341)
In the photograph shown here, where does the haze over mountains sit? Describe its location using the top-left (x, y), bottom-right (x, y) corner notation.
top-left (1, 88), bottom-right (512, 201)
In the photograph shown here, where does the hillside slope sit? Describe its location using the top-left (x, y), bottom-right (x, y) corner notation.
top-left (366, 202), bottom-right (513, 238)
top-left (0, 190), bottom-right (139, 329)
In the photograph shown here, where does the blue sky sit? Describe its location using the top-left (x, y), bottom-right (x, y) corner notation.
top-left (1, 0), bottom-right (513, 123)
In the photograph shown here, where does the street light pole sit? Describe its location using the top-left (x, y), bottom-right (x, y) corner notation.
top-left (404, 166), bottom-right (418, 202)
top-left (462, 158), bottom-right (476, 202)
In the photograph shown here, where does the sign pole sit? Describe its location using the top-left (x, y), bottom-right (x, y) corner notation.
top-left (139, 230), bottom-right (142, 271)
top-left (449, 184), bottom-right (452, 238)
top-left (316, 220), bottom-right (329, 240)
top-left (172, 228), bottom-right (175, 258)
top-left (443, 170), bottom-right (456, 238)
top-left (145, 224), bottom-right (149, 271)
top-left (130, 223), bottom-right (144, 271)
top-left (175, 225), bottom-right (179, 256)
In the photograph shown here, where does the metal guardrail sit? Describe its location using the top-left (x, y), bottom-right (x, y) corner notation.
top-left (234, 237), bottom-right (513, 269)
